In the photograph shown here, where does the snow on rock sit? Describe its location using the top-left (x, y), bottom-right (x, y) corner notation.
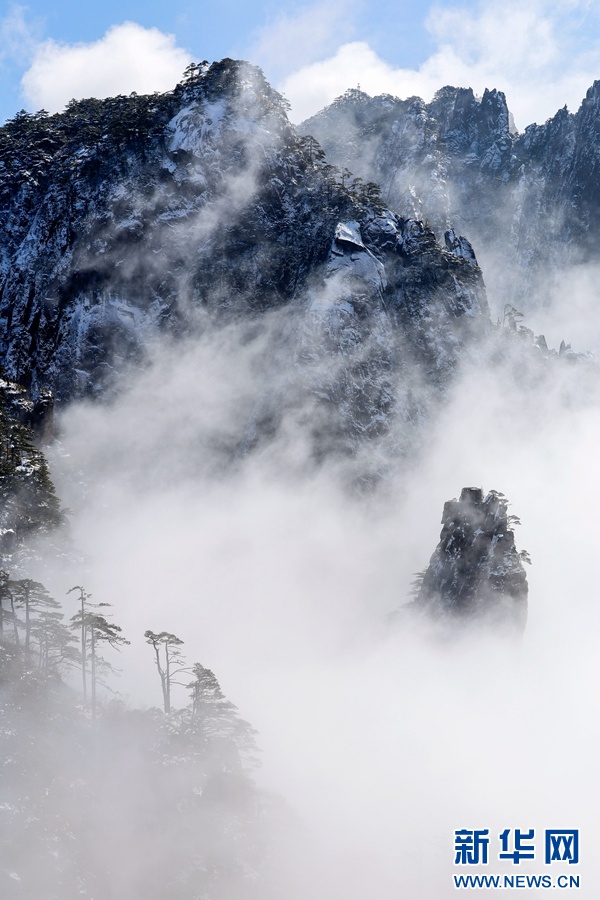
top-left (168, 99), bottom-right (227, 154)
top-left (300, 81), bottom-right (600, 314)
top-left (0, 58), bottom-right (491, 468)
top-left (334, 221), bottom-right (365, 248)
top-left (444, 229), bottom-right (478, 266)
top-left (408, 487), bottom-right (529, 635)
top-left (325, 220), bottom-right (387, 297)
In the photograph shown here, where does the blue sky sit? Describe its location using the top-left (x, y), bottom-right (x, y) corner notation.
top-left (1, 1), bottom-right (600, 127)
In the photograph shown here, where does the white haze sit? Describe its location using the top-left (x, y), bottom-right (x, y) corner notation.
top-left (12, 26), bottom-right (600, 895)
top-left (34, 282), bottom-right (600, 896)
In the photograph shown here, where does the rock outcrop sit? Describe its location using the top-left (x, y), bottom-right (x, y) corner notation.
top-left (0, 60), bottom-right (489, 469)
top-left (411, 487), bottom-right (529, 634)
top-left (300, 82), bottom-right (600, 311)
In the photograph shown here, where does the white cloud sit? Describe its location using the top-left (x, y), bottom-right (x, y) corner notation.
top-left (280, 0), bottom-right (600, 128)
top-left (21, 22), bottom-right (193, 114)
top-left (247, 0), bottom-right (361, 82)
top-left (0, 4), bottom-right (41, 64)
top-left (280, 41), bottom-right (414, 122)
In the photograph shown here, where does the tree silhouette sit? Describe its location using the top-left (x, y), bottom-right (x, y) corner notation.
top-left (298, 134), bottom-right (325, 166)
top-left (0, 568), bottom-right (9, 637)
top-left (187, 661), bottom-right (258, 771)
top-left (68, 585), bottom-right (92, 703)
top-left (69, 586), bottom-right (128, 719)
top-left (12, 579), bottom-right (60, 650)
top-left (145, 630), bottom-right (188, 714)
top-left (30, 609), bottom-right (78, 673)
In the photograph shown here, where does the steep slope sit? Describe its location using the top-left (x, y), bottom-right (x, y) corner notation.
top-left (0, 60), bottom-right (488, 467)
top-left (0, 376), bottom-right (61, 568)
top-left (300, 82), bottom-right (600, 312)
top-left (409, 487), bottom-right (529, 634)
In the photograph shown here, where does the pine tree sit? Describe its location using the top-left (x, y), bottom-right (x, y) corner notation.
top-left (30, 609), bottom-right (78, 673)
top-left (69, 586), bottom-right (129, 719)
top-left (85, 612), bottom-right (129, 721)
top-left (144, 630), bottom-right (188, 714)
top-left (298, 134), bottom-right (325, 166)
top-left (0, 568), bottom-right (9, 637)
top-left (68, 585), bottom-right (92, 703)
top-left (11, 578), bottom-right (60, 650)
top-left (186, 662), bottom-right (258, 772)
top-left (1, 574), bottom-right (20, 646)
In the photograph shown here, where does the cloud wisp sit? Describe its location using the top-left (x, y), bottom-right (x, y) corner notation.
top-left (246, 0), bottom-right (362, 83)
top-left (0, 3), bottom-right (42, 66)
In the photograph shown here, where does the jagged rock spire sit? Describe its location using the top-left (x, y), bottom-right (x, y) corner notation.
top-left (412, 487), bottom-right (529, 633)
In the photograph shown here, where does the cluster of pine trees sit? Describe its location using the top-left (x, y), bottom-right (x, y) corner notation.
top-left (0, 378), bottom-right (269, 898)
top-left (0, 561), bottom-right (265, 896)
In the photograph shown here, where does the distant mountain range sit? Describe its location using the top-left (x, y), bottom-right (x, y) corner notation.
top-left (301, 81), bottom-right (600, 312)
top-left (0, 59), bottom-right (596, 473)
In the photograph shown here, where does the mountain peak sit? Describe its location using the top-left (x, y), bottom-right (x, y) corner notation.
top-left (411, 487), bottom-right (529, 635)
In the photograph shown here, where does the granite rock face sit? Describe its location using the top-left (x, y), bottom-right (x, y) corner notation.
top-left (412, 487), bottom-right (529, 634)
top-left (300, 82), bottom-right (600, 311)
top-left (0, 60), bottom-right (490, 469)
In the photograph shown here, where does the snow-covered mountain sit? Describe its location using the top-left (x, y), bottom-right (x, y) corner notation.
top-left (0, 60), bottom-right (493, 469)
top-left (300, 82), bottom-right (600, 313)
top-left (2, 56), bottom-right (600, 900)
top-left (5, 59), bottom-right (596, 476)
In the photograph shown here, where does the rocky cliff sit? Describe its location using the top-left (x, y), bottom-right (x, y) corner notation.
top-left (0, 60), bottom-right (492, 468)
top-left (300, 82), bottom-right (600, 312)
top-left (410, 487), bottom-right (529, 634)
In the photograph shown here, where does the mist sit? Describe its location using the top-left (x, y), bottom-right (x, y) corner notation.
top-left (27, 274), bottom-right (598, 896)
top-left (2, 57), bottom-right (598, 898)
